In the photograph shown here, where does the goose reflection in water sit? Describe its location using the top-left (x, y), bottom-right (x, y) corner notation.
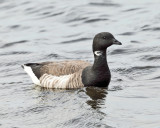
top-left (34, 85), bottom-right (108, 110)
top-left (85, 87), bottom-right (108, 109)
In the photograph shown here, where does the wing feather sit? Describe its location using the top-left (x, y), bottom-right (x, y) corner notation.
top-left (39, 60), bottom-right (91, 76)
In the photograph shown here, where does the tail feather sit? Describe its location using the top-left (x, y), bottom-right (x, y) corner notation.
top-left (23, 63), bottom-right (42, 78)
top-left (22, 64), bottom-right (41, 85)
top-left (24, 63), bottom-right (40, 67)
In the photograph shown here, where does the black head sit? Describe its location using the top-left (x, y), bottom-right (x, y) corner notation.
top-left (93, 32), bottom-right (122, 52)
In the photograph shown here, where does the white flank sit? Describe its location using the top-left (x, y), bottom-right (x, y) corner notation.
top-left (40, 74), bottom-right (72, 88)
top-left (23, 65), bottom-right (41, 85)
top-left (94, 51), bottom-right (102, 56)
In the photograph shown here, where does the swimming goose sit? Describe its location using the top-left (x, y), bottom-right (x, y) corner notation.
top-left (22, 32), bottom-right (122, 89)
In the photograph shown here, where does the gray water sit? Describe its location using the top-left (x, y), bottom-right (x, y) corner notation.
top-left (0, 0), bottom-right (160, 128)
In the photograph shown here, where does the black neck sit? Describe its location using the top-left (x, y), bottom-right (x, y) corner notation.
top-left (92, 50), bottom-right (109, 72)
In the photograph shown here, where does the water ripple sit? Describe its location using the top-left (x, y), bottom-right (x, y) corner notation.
top-left (140, 55), bottom-right (160, 61)
top-left (142, 27), bottom-right (160, 31)
top-left (84, 18), bottom-right (109, 23)
top-left (40, 12), bottom-right (64, 18)
top-left (90, 2), bottom-right (121, 7)
top-left (123, 8), bottom-right (141, 12)
top-left (0, 51), bottom-right (30, 56)
top-left (119, 32), bottom-right (135, 36)
top-left (1, 40), bottom-right (28, 48)
top-left (60, 38), bottom-right (91, 44)
top-left (116, 66), bottom-right (160, 76)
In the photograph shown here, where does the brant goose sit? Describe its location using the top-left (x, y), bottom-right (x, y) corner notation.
top-left (22, 32), bottom-right (122, 88)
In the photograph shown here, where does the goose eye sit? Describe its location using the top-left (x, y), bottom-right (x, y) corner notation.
top-left (103, 36), bottom-right (106, 39)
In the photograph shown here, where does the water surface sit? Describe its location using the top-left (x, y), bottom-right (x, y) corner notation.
top-left (0, 0), bottom-right (160, 128)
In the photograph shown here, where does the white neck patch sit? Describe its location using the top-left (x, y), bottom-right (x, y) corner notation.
top-left (94, 51), bottom-right (103, 56)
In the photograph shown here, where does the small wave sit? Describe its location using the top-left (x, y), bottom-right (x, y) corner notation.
top-left (24, 105), bottom-right (52, 114)
top-left (130, 40), bottom-right (141, 43)
top-left (8, 25), bottom-right (30, 30)
top-left (131, 66), bottom-right (160, 70)
top-left (84, 18), bottom-right (109, 23)
top-left (119, 32), bottom-right (135, 36)
top-left (0, 51), bottom-right (30, 56)
top-left (1, 40), bottom-right (28, 48)
top-left (65, 17), bottom-right (88, 23)
top-left (40, 12), bottom-right (64, 18)
top-left (141, 27), bottom-right (160, 31)
top-left (110, 46), bottom-right (159, 55)
top-left (60, 38), bottom-right (91, 44)
top-left (152, 76), bottom-right (160, 80)
top-left (47, 53), bottom-right (60, 59)
top-left (141, 24), bottom-right (150, 28)
top-left (123, 8), bottom-right (141, 12)
top-left (110, 48), bottom-right (128, 55)
top-left (39, 30), bottom-right (46, 33)
top-left (9, 25), bottom-right (20, 29)
top-left (1, 81), bottom-right (23, 85)
top-left (25, 7), bottom-right (35, 13)
top-left (115, 66), bottom-right (160, 76)
top-left (118, 95), bottom-right (149, 99)
top-left (140, 55), bottom-right (160, 61)
top-left (90, 2), bottom-right (121, 7)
